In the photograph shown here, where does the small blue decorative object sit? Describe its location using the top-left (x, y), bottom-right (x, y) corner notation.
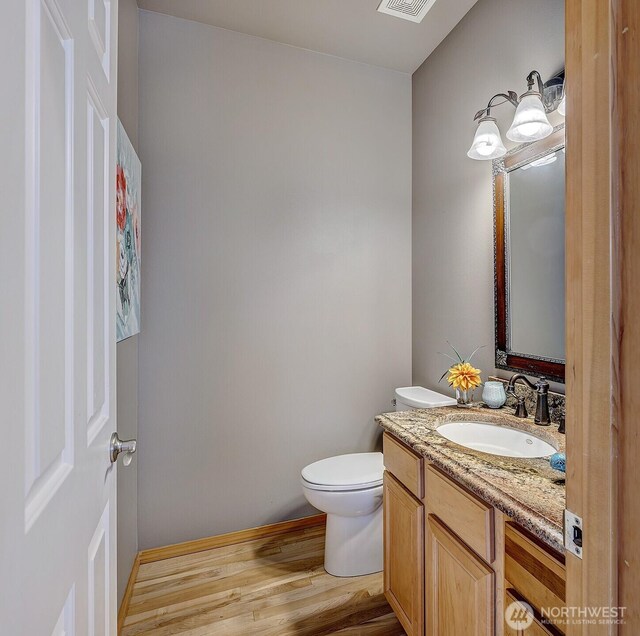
top-left (550, 452), bottom-right (566, 473)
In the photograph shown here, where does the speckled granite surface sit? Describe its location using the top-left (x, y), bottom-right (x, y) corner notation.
top-left (489, 376), bottom-right (566, 425)
top-left (376, 406), bottom-right (566, 553)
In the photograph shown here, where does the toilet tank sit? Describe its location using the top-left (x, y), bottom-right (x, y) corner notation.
top-left (394, 386), bottom-right (457, 411)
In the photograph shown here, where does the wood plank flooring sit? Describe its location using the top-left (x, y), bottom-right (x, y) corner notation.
top-left (122, 523), bottom-right (405, 635)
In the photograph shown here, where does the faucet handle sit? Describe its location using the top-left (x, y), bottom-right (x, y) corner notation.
top-left (535, 376), bottom-right (549, 392)
top-left (514, 396), bottom-right (528, 418)
top-left (558, 416), bottom-right (566, 434)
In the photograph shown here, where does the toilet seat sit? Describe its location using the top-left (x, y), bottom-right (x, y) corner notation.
top-left (301, 478), bottom-right (383, 492)
top-left (301, 452), bottom-right (383, 492)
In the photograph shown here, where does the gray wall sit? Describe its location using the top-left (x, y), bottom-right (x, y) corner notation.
top-left (412, 0), bottom-right (564, 394)
top-left (116, 0), bottom-right (139, 604)
top-left (137, 10), bottom-right (412, 549)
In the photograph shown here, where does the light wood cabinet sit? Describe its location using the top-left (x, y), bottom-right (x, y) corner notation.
top-left (383, 432), bottom-right (424, 499)
top-left (383, 471), bottom-right (425, 636)
top-left (504, 523), bottom-right (566, 634)
top-left (504, 614), bottom-right (561, 635)
top-left (382, 430), bottom-right (565, 636)
top-left (504, 590), bottom-right (563, 636)
top-left (425, 464), bottom-right (495, 562)
top-left (426, 514), bottom-right (495, 636)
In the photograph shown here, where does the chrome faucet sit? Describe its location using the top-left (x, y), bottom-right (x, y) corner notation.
top-left (506, 373), bottom-right (551, 426)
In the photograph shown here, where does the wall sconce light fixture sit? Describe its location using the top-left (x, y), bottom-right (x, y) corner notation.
top-left (557, 93), bottom-right (566, 116)
top-left (467, 70), bottom-right (565, 161)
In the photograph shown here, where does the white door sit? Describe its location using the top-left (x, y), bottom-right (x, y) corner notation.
top-left (0, 0), bottom-right (120, 634)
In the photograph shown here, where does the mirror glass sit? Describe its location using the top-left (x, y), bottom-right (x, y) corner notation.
top-left (494, 126), bottom-right (565, 381)
top-left (508, 150), bottom-right (565, 360)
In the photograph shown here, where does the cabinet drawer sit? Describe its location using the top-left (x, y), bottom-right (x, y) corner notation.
top-left (425, 465), bottom-right (494, 562)
top-left (504, 522), bottom-right (566, 630)
top-left (383, 432), bottom-right (424, 499)
top-left (504, 589), bottom-right (564, 636)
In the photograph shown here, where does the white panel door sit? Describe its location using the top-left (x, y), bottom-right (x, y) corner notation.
top-left (0, 0), bottom-right (119, 634)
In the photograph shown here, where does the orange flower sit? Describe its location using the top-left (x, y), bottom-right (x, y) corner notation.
top-left (447, 362), bottom-right (482, 391)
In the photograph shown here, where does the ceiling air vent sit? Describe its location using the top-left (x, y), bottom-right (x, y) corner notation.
top-left (377, 0), bottom-right (438, 23)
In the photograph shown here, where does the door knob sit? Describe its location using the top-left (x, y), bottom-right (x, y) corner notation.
top-left (110, 433), bottom-right (137, 466)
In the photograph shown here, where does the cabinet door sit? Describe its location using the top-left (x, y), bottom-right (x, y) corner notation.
top-left (384, 471), bottom-right (425, 636)
top-left (426, 515), bottom-right (494, 636)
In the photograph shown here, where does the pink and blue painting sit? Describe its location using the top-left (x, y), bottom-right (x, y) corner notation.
top-left (116, 119), bottom-right (141, 341)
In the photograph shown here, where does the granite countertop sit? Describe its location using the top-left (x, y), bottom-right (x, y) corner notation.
top-left (376, 406), bottom-right (566, 553)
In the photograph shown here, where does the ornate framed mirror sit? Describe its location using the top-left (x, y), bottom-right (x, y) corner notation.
top-left (493, 125), bottom-right (565, 381)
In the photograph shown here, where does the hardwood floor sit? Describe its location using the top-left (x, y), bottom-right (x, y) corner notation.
top-left (121, 522), bottom-right (405, 635)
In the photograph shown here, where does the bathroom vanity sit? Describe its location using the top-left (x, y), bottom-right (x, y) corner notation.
top-left (377, 407), bottom-right (566, 636)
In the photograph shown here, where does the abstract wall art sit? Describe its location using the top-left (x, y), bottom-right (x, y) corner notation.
top-left (116, 119), bottom-right (141, 341)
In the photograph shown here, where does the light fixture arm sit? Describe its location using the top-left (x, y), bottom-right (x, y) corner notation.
top-left (473, 91), bottom-right (519, 121)
top-left (526, 70), bottom-right (545, 95)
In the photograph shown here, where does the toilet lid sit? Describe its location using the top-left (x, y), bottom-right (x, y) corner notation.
top-left (395, 386), bottom-right (457, 409)
top-left (301, 453), bottom-right (384, 491)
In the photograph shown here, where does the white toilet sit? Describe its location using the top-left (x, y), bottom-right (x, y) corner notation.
top-left (301, 453), bottom-right (384, 577)
top-left (301, 386), bottom-right (455, 577)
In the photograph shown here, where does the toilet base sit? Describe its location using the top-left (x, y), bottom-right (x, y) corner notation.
top-left (323, 506), bottom-right (383, 577)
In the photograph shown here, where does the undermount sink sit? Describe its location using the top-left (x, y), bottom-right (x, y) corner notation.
top-left (436, 421), bottom-right (556, 458)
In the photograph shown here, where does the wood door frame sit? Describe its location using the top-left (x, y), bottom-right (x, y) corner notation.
top-left (612, 2), bottom-right (640, 629)
top-left (565, 0), bottom-right (639, 633)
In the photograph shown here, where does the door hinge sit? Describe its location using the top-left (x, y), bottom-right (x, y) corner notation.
top-left (564, 509), bottom-right (583, 559)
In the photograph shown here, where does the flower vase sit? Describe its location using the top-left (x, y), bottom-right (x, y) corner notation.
top-left (456, 388), bottom-right (473, 408)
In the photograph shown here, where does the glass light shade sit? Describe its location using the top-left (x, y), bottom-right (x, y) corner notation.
top-left (506, 92), bottom-right (553, 142)
top-left (521, 152), bottom-right (558, 170)
top-left (557, 93), bottom-right (566, 116)
top-left (467, 117), bottom-right (507, 160)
